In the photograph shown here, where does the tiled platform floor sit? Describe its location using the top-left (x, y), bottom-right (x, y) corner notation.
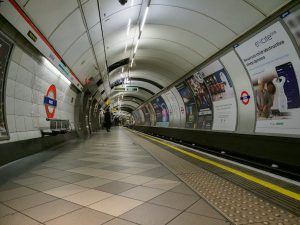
top-left (0, 128), bottom-right (231, 225)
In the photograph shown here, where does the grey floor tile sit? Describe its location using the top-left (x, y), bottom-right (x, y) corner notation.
top-left (95, 181), bottom-right (136, 194)
top-left (169, 183), bottom-right (198, 196)
top-left (63, 189), bottom-right (112, 206)
top-left (44, 184), bottom-right (88, 198)
top-left (137, 168), bottom-right (171, 178)
top-left (101, 165), bottom-right (131, 172)
top-left (22, 199), bottom-right (82, 223)
top-left (167, 212), bottom-right (230, 225)
top-left (160, 174), bottom-right (180, 181)
top-left (120, 203), bottom-right (181, 225)
top-left (4, 192), bottom-right (57, 211)
top-left (186, 199), bottom-right (226, 221)
top-left (103, 218), bottom-right (138, 225)
top-left (13, 176), bottom-right (52, 186)
top-left (0, 187), bottom-right (37, 201)
top-left (0, 203), bottom-right (15, 218)
top-left (119, 175), bottom-right (155, 185)
top-left (27, 179), bottom-right (69, 191)
top-left (120, 186), bottom-right (166, 201)
top-left (88, 195), bottom-right (143, 216)
top-left (45, 208), bottom-right (113, 225)
top-left (74, 177), bottom-right (112, 188)
top-left (0, 212), bottom-right (42, 225)
top-left (57, 174), bottom-right (93, 183)
top-left (0, 182), bottom-right (21, 192)
top-left (149, 191), bottom-right (199, 210)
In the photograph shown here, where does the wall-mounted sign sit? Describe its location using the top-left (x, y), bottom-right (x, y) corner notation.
top-left (114, 86), bottom-right (139, 92)
top-left (240, 91), bottom-right (251, 105)
top-left (44, 85), bottom-right (57, 119)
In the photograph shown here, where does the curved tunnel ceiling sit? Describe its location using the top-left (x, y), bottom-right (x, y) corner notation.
top-left (11, 0), bottom-right (290, 111)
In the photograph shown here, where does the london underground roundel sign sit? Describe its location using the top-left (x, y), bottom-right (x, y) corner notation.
top-left (240, 91), bottom-right (250, 105)
top-left (44, 85), bottom-right (57, 118)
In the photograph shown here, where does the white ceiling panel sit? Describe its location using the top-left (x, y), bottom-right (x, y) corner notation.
top-left (49, 9), bottom-right (85, 55)
top-left (63, 33), bottom-right (91, 67)
top-left (142, 24), bottom-right (218, 58)
top-left (82, 0), bottom-right (100, 29)
top-left (147, 5), bottom-right (236, 48)
top-left (102, 5), bottom-right (140, 37)
top-left (25, 0), bottom-right (78, 37)
top-left (151, 0), bottom-right (265, 34)
top-left (98, 0), bottom-right (142, 18)
top-left (245, 0), bottom-right (290, 16)
top-left (89, 23), bottom-right (103, 45)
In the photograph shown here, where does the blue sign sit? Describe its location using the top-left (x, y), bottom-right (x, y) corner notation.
top-left (44, 96), bottom-right (57, 107)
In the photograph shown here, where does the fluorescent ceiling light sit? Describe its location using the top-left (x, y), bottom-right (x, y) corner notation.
top-left (127, 19), bottom-right (131, 36)
top-left (130, 58), bottom-right (134, 67)
top-left (43, 57), bottom-right (71, 86)
top-left (140, 7), bottom-right (149, 32)
top-left (131, 0), bottom-right (134, 7)
top-left (124, 42), bottom-right (128, 52)
top-left (134, 39), bottom-right (140, 54)
top-left (122, 67), bottom-right (124, 73)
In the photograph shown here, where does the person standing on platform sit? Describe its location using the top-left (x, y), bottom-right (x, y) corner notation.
top-left (104, 108), bottom-right (112, 132)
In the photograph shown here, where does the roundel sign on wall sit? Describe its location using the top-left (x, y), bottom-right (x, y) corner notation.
top-left (44, 84), bottom-right (57, 118)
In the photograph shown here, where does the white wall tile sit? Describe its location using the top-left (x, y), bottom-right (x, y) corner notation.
top-left (15, 116), bottom-right (26, 131)
top-left (20, 53), bottom-right (35, 73)
top-left (14, 82), bottom-right (26, 101)
top-left (5, 78), bottom-right (16, 98)
top-left (6, 97), bottom-right (15, 115)
top-left (7, 61), bottom-right (18, 80)
top-left (6, 115), bottom-right (16, 133)
top-left (16, 67), bottom-right (34, 87)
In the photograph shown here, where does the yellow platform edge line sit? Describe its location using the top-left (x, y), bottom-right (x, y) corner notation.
top-left (137, 132), bottom-right (300, 201)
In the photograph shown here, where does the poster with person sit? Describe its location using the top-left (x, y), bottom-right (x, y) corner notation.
top-left (0, 32), bottom-right (13, 140)
top-left (176, 82), bottom-right (197, 128)
top-left (151, 96), bottom-right (169, 127)
top-left (235, 21), bottom-right (300, 135)
top-left (198, 60), bottom-right (237, 131)
top-left (186, 72), bottom-right (213, 130)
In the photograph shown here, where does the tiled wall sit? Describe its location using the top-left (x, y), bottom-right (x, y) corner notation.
top-left (2, 45), bottom-right (77, 143)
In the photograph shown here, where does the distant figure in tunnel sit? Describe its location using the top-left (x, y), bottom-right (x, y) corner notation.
top-left (104, 108), bottom-right (112, 132)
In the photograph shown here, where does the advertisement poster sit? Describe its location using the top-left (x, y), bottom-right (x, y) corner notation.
top-left (186, 73), bottom-right (213, 130)
top-left (0, 32), bottom-right (13, 140)
top-left (141, 106), bottom-right (150, 126)
top-left (165, 90), bottom-right (181, 127)
top-left (176, 82), bottom-right (197, 128)
top-left (151, 96), bottom-right (169, 127)
top-left (283, 8), bottom-right (300, 48)
top-left (145, 103), bottom-right (156, 126)
top-left (198, 60), bottom-right (237, 131)
top-left (235, 22), bottom-right (300, 135)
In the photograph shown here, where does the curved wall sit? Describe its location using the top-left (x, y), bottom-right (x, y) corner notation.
top-left (133, 4), bottom-right (300, 138)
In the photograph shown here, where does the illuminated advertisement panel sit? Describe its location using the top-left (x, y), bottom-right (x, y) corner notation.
top-left (198, 60), bottom-right (237, 131)
top-left (186, 73), bottom-right (213, 130)
top-left (176, 82), bottom-right (197, 128)
top-left (151, 96), bottom-right (169, 127)
top-left (235, 22), bottom-right (300, 135)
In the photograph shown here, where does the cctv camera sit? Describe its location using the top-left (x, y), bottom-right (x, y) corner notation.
top-left (118, 0), bottom-right (128, 5)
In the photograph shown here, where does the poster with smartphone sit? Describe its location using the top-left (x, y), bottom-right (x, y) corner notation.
top-left (186, 73), bottom-right (213, 130)
top-left (235, 21), bottom-right (300, 135)
top-left (176, 82), bottom-right (197, 128)
top-left (198, 61), bottom-right (237, 131)
top-left (151, 96), bottom-right (169, 127)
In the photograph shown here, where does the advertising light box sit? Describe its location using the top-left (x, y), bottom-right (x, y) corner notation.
top-left (186, 73), bottom-right (213, 130)
top-left (235, 22), bottom-right (300, 135)
top-left (176, 82), bottom-right (197, 128)
top-left (197, 61), bottom-right (237, 131)
top-left (151, 96), bottom-right (169, 127)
